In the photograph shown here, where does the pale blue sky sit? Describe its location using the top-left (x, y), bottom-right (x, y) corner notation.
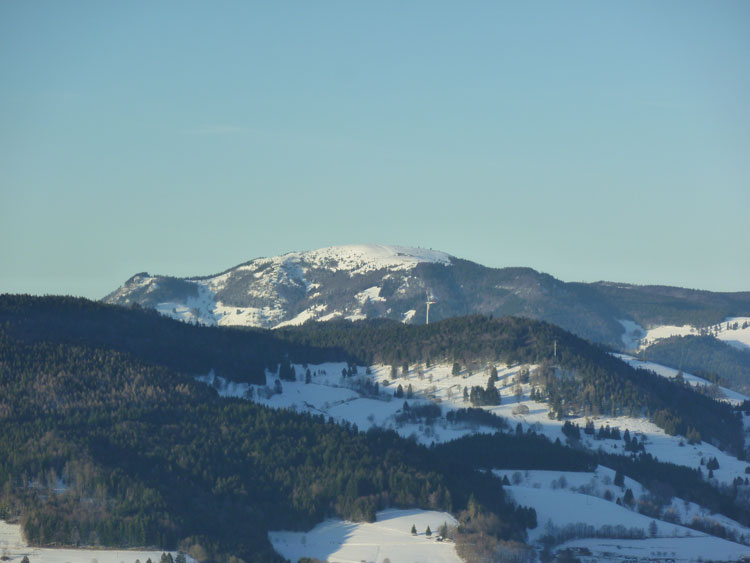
top-left (2, 1), bottom-right (749, 297)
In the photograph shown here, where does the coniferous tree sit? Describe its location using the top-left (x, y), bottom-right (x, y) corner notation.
top-left (614, 469), bottom-right (625, 488)
top-left (425, 525), bottom-right (431, 537)
top-left (584, 419), bottom-right (595, 435)
top-left (411, 524), bottom-right (417, 535)
top-left (280, 360), bottom-right (296, 382)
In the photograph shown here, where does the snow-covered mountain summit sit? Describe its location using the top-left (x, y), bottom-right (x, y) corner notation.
top-left (104, 244), bottom-right (455, 329)
top-left (104, 244), bottom-right (750, 351)
top-left (278, 244), bottom-right (452, 274)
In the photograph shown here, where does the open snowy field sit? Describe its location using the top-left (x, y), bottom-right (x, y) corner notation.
top-left (269, 508), bottom-right (459, 563)
top-left (0, 521), bottom-right (190, 563)
top-left (563, 536), bottom-right (750, 562)
top-left (621, 317), bottom-right (750, 352)
top-left (494, 468), bottom-right (750, 548)
top-left (717, 317), bottom-right (750, 350)
top-left (508, 486), bottom-right (688, 542)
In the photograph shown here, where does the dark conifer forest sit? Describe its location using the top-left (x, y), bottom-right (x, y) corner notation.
top-left (0, 295), bottom-right (748, 561)
top-left (643, 334), bottom-right (750, 394)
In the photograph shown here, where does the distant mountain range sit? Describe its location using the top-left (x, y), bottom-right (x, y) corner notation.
top-left (104, 244), bottom-right (750, 350)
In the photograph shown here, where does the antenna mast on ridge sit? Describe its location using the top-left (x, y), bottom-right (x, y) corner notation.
top-left (425, 292), bottom-right (437, 325)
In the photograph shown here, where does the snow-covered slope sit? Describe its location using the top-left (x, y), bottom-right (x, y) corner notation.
top-left (284, 244), bottom-right (452, 274)
top-left (270, 508), bottom-right (460, 563)
top-left (105, 244), bottom-right (453, 329)
top-left (623, 317), bottom-right (750, 353)
top-left (204, 359), bottom-right (750, 488)
top-left (0, 521), bottom-right (193, 563)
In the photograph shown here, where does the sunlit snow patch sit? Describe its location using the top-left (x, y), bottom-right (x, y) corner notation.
top-left (269, 508), bottom-right (460, 563)
top-left (0, 521), bottom-right (193, 563)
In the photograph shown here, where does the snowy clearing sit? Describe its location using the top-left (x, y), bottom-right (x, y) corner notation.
top-left (494, 467), bottom-right (750, 547)
top-left (717, 317), bottom-right (750, 351)
top-left (269, 508), bottom-right (459, 563)
top-left (508, 486), bottom-right (688, 543)
top-left (0, 521), bottom-right (191, 563)
top-left (624, 317), bottom-right (750, 352)
top-left (562, 536), bottom-right (749, 562)
top-left (618, 319), bottom-right (645, 350)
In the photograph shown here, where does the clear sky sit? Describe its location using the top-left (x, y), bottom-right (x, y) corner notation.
top-left (2, 1), bottom-right (749, 298)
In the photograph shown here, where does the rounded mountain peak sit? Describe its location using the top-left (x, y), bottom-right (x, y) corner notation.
top-left (286, 244), bottom-right (452, 273)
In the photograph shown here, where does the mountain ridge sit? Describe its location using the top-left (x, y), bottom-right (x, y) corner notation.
top-left (103, 244), bottom-right (750, 350)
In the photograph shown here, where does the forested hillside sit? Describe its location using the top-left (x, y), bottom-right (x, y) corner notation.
top-left (643, 335), bottom-right (750, 394)
top-left (0, 331), bottom-right (535, 561)
top-left (590, 283), bottom-right (750, 329)
top-left (1, 296), bottom-right (743, 455)
top-left (277, 316), bottom-right (744, 454)
top-left (2, 295), bottom-right (749, 561)
top-left (0, 294), bottom-right (342, 385)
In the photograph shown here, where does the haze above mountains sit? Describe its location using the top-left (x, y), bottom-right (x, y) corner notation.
top-left (104, 244), bottom-right (750, 351)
